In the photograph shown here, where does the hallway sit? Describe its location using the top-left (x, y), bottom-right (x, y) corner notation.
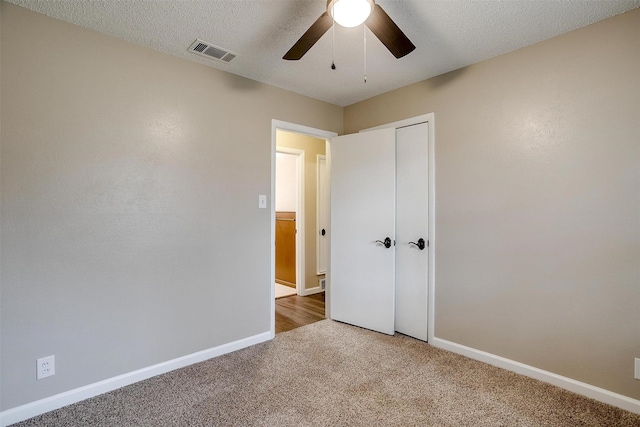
top-left (275, 293), bottom-right (325, 334)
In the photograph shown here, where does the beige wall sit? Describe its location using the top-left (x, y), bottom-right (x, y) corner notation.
top-left (276, 130), bottom-right (326, 291)
top-left (345, 9), bottom-right (640, 399)
top-left (2, 0), bottom-right (638, 413)
top-left (0, 2), bottom-right (342, 410)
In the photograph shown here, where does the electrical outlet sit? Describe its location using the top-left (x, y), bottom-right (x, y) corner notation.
top-left (37, 355), bottom-right (55, 380)
top-left (635, 358), bottom-right (640, 380)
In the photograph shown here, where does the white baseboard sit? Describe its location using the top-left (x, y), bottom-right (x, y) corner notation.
top-left (300, 286), bottom-right (324, 296)
top-left (430, 337), bottom-right (640, 415)
top-left (4, 333), bottom-right (635, 425)
top-left (0, 331), bottom-right (272, 427)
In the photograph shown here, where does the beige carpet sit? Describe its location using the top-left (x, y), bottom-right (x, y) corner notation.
top-left (275, 282), bottom-right (296, 299)
top-left (12, 320), bottom-right (640, 426)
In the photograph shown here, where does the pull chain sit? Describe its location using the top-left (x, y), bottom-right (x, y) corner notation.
top-left (363, 24), bottom-right (367, 83)
top-left (331, 5), bottom-right (336, 70)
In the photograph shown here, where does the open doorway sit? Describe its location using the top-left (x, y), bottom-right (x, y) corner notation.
top-left (271, 121), bottom-right (337, 336)
top-left (275, 149), bottom-right (301, 298)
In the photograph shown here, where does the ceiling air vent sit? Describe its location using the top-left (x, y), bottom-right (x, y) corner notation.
top-left (187, 39), bottom-right (237, 63)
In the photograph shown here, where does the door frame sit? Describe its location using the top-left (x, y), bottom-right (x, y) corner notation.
top-left (275, 147), bottom-right (304, 296)
top-left (360, 113), bottom-right (436, 342)
top-left (270, 120), bottom-right (338, 337)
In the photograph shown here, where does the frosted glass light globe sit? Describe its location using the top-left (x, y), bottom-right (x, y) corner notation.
top-left (329, 0), bottom-right (374, 28)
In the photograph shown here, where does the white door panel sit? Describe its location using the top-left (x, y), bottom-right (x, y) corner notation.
top-left (330, 128), bottom-right (396, 335)
top-left (395, 123), bottom-right (429, 341)
top-left (317, 155), bottom-right (328, 274)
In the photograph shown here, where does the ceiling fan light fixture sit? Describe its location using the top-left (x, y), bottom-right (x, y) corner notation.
top-left (283, 0), bottom-right (414, 61)
top-left (328, 0), bottom-right (374, 28)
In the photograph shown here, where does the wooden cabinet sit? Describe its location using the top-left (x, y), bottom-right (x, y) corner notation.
top-left (275, 211), bottom-right (296, 286)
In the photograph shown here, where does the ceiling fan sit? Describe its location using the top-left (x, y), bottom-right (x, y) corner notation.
top-left (283, 0), bottom-right (415, 61)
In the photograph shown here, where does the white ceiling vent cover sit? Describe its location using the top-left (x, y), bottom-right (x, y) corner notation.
top-left (188, 39), bottom-right (237, 63)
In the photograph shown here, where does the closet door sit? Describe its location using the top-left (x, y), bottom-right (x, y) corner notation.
top-left (395, 123), bottom-right (429, 341)
top-left (330, 128), bottom-right (396, 335)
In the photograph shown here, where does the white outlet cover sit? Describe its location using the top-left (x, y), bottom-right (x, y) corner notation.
top-left (37, 355), bottom-right (55, 380)
top-left (635, 358), bottom-right (640, 380)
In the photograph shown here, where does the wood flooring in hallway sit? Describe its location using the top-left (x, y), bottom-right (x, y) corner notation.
top-left (275, 292), bottom-right (325, 334)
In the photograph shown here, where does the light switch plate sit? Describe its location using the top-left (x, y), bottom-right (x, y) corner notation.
top-left (635, 358), bottom-right (640, 380)
top-left (258, 195), bottom-right (267, 209)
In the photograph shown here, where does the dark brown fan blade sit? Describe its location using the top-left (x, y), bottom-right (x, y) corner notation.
top-left (365, 4), bottom-right (415, 58)
top-left (283, 12), bottom-right (333, 60)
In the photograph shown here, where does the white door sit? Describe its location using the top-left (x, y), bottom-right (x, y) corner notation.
top-left (395, 123), bottom-right (429, 341)
top-left (330, 128), bottom-right (396, 335)
top-left (317, 154), bottom-right (328, 274)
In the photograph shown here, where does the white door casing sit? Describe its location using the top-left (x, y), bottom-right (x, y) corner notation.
top-left (330, 128), bottom-right (396, 335)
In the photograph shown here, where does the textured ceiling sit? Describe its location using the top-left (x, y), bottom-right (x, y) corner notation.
top-left (7, 0), bottom-right (640, 106)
